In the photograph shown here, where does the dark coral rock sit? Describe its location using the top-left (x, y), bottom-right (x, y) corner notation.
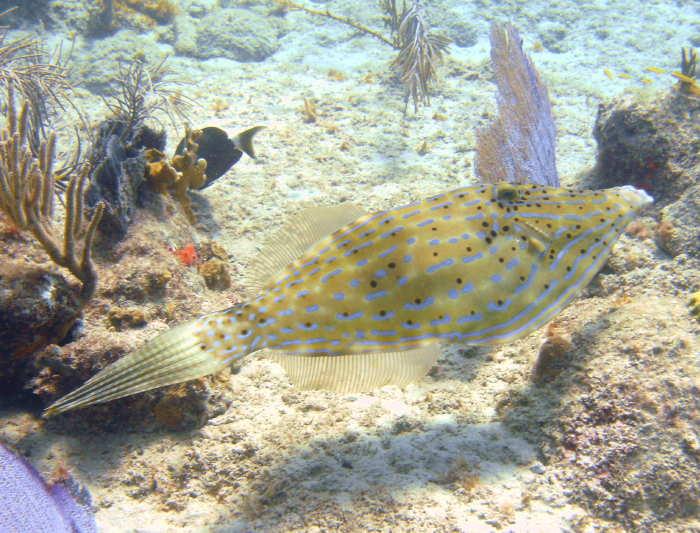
top-left (657, 184), bottom-right (700, 258)
top-left (86, 120), bottom-right (166, 241)
top-left (592, 90), bottom-right (699, 258)
top-left (107, 307), bottom-right (147, 330)
top-left (592, 91), bottom-right (699, 205)
top-left (0, 263), bottom-right (81, 389)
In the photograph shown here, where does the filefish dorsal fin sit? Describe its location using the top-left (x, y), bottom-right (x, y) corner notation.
top-left (245, 204), bottom-right (367, 294)
top-left (265, 344), bottom-right (441, 392)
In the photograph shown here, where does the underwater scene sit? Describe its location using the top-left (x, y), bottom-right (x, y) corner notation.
top-left (0, 0), bottom-right (698, 531)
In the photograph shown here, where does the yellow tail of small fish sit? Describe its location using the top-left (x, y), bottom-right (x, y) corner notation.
top-left (43, 316), bottom-right (235, 417)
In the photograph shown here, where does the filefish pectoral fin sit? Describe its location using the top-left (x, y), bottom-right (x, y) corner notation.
top-left (513, 219), bottom-right (553, 255)
top-left (265, 344), bottom-right (442, 392)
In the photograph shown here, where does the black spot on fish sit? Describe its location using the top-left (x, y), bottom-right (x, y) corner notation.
top-left (370, 280), bottom-right (378, 288)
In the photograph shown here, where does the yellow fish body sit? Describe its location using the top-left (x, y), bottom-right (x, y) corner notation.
top-left (46, 183), bottom-right (652, 415)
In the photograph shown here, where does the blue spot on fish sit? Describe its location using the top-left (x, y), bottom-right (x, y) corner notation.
top-left (405, 296), bottom-right (435, 311)
top-left (430, 315), bottom-right (451, 326)
top-left (463, 252), bottom-right (483, 264)
top-left (322, 268), bottom-right (343, 283)
top-left (427, 258), bottom-right (455, 274)
top-left (366, 290), bottom-right (388, 301)
top-left (337, 311), bottom-right (363, 320)
top-left (457, 313), bottom-right (483, 324)
top-left (379, 245), bottom-right (398, 258)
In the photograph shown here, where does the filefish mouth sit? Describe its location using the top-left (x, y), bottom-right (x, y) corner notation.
top-left (616, 185), bottom-right (654, 209)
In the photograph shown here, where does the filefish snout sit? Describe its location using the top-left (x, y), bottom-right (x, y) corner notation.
top-left (614, 185), bottom-right (654, 211)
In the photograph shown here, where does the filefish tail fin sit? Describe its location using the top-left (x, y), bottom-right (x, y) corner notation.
top-left (44, 319), bottom-right (227, 417)
top-left (233, 126), bottom-right (265, 159)
top-left (266, 344), bottom-right (441, 393)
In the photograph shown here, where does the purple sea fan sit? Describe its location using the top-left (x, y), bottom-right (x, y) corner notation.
top-left (0, 443), bottom-right (97, 533)
top-left (475, 23), bottom-right (559, 187)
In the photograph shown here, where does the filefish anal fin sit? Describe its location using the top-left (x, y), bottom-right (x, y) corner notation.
top-left (265, 344), bottom-right (442, 392)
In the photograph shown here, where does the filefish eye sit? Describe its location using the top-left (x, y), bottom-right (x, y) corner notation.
top-left (494, 183), bottom-right (520, 202)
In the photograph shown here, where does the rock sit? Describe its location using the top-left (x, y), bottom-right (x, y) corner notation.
top-left (198, 259), bottom-right (231, 291)
top-left (591, 91), bottom-right (699, 205)
top-left (86, 120), bottom-right (166, 241)
top-left (657, 185), bottom-right (700, 257)
top-left (538, 21), bottom-right (570, 53)
top-left (0, 263), bottom-right (81, 384)
top-left (108, 307), bottom-right (147, 330)
top-left (591, 89), bottom-right (699, 258)
top-left (70, 30), bottom-right (173, 93)
top-left (193, 8), bottom-right (282, 62)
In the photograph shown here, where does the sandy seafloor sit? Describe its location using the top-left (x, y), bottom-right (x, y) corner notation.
top-left (1, 0), bottom-right (699, 531)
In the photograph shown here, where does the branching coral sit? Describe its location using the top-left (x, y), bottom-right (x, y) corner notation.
top-left (277, 0), bottom-right (448, 113)
top-left (386, 1), bottom-right (450, 112)
top-left (145, 125), bottom-right (206, 223)
top-left (0, 85), bottom-right (104, 303)
top-left (0, 12), bottom-right (73, 153)
top-left (102, 58), bottom-right (192, 134)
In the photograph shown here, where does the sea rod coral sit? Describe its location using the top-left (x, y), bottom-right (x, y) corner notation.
top-left (0, 85), bottom-right (104, 304)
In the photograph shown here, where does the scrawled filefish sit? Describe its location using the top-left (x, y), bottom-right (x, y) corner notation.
top-left (45, 182), bottom-right (652, 416)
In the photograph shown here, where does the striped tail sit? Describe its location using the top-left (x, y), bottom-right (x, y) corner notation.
top-left (44, 318), bottom-right (230, 417)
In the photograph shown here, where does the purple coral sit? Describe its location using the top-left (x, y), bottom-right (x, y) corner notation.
top-left (475, 23), bottom-right (559, 187)
top-left (0, 443), bottom-right (97, 533)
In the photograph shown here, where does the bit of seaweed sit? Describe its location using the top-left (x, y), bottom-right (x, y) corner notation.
top-left (475, 23), bottom-right (559, 187)
top-left (278, 0), bottom-right (448, 113)
top-left (84, 58), bottom-right (189, 239)
top-left (672, 47), bottom-right (699, 96)
top-left (0, 85), bottom-right (104, 304)
top-left (689, 291), bottom-right (700, 322)
top-left (102, 58), bottom-right (192, 134)
top-left (86, 0), bottom-right (177, 34)
top-left (145, 125), bottom-right (207, 223)
top-left (0, 9), bottom-right (73, 154)
top-left (387, 1), bottom-right (450, 112)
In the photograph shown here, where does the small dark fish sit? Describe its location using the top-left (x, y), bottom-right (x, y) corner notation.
top-left (0, 443), bottom-right (97, 532)
top-left (175, 126), bottom-right (264, 189)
